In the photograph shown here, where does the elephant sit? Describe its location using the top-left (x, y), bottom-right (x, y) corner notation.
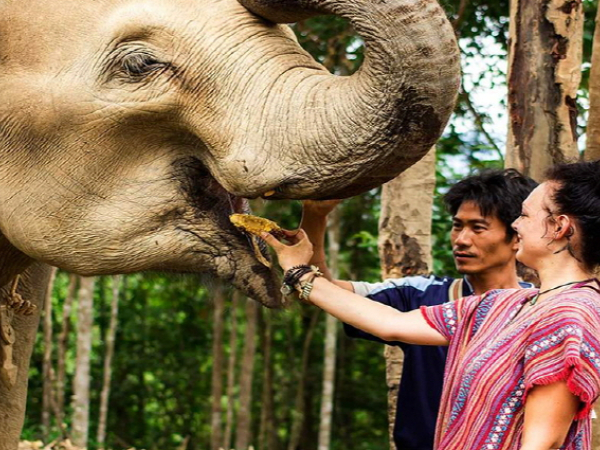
top-left (0, 0), bottom-right (460, 446)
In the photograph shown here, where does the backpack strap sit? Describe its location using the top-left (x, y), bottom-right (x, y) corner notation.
top-left (448, 278), bottom-right (463, 303)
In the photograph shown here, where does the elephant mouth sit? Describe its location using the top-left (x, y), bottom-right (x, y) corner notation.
top-left (226, 196), bottom-right (273, 268)
top-left (172, 156), bottom-right (282, 306)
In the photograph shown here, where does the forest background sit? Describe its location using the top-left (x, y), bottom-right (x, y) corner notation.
top-left (22, 0), bottom-right (600, 449)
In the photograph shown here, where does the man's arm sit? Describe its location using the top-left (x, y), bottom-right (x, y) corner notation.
top-left (520, 381), bottom-right (579, 450)
top-left (300, 200), bottom-right (354, 291)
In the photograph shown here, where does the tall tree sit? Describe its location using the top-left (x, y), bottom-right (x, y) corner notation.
top-left (317, 207), bottom-right (341, 450)
top-left (97, 275), bottom-right (121, 450)
top-left (235, 299), bottom-right (259, 450)
top-left (42, 267), bottom-right (58, 441)
top-left (258, 309), bottom-right (276, 450)
top-left (506, 0), bottom-right (583, 179)
top-left (223, 290), bottom-right (240, 450)
top-left (379, 149), bottom-right (436, 448)
top-left (585, 5), bottom-right (600, 162)
top-left (71, 276), bottom-right (96, 448)
top-left (55, 273), bottom-right (78, 435)
top-left (582, 6), bottom-right (600, 443)
top-left (210, 285), bottom-right (226, 450)
top-left (287, 309), bottom-right (321, 450)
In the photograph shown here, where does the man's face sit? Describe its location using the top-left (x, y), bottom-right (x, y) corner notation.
top-left (451, 201), bottom-right (519, 275)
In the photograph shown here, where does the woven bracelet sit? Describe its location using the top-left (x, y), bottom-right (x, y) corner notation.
top-left (296, 267), bottom-right (324, 301)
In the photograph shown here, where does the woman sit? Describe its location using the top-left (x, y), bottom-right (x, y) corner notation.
top-left (262, 161), bottom-right (600, 450)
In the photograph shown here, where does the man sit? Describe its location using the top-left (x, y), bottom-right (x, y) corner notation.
top-left (300, 169), bottom-right (538, 450)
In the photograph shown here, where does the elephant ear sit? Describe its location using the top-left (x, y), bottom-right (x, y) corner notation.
top-left (237, 0), bottom-right (323, 23)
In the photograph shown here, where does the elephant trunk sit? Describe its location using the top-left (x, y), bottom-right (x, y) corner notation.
top-left (226, 0), bottom-right (460, 199)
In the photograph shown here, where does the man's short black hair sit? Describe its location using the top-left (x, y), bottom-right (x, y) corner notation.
top-left (444, 169), bottom-right (538, 240)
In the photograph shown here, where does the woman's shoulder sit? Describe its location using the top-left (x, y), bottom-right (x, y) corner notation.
top-left (550, 283), bottom-right (600, 303)
top-left (540, 284), bottom-right (600, 323)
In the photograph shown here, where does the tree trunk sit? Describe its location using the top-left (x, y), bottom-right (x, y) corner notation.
top-left (235, 298), bottom-right (259, 450)
top-left (258, 308), bottom-right (276, 450)
top-left (97, 275), bottom-right (121, 450)
top-left (317, 208), bottom-right (341, 450)
top-left (581, 5), bottom-right (600, 444)
top-left (378, 148), bottom-right (436, 449)
top-left (55, 272), bottom-right (78, 436)
top-left (71, 276), bottom-right (96, 448)
top-left (287, 309), bottom-right (321, 450)
top-left (506, 0), bottom-right (583, 179)
top-left (42, 266), bottom-right (58, 441)
top-left (594, 406), bottom-right (600, 450)
top-left (224, 290), bottom-right (240, 450)
top-left (0, 263), bottom-right (50, 450)
top-left (210, 285), bottom-right (226, 450)
top-left (585, 5), bottom-right (600, 162)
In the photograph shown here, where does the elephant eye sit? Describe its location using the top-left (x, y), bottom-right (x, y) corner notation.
top-left (118, 50), bottom-right (167, 80)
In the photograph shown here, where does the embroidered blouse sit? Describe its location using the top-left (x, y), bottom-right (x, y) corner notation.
top-left (420, 281), bottom-right (600, 450)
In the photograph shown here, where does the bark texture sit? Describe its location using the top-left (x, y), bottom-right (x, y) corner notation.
top-left (71, 276), bottom-right (96, 448)
top-left (585, 4), bottom-right (600, 162)
top-left (378, 148), bottom-right (436, 449)
top-left (317, 208), bottom-right (341, 450)
top-left (97, 275), bottom-right (121, 450)
top-left (55, 273), bottom-right (77, 434)
top-left (287, 309), bottom-right (321, 450)
top-left (235, 299), bottom-right (259, 450)
top-left (210, 286), bottom-right (225, 450)
top-left (42, 267), bottom-right (58, 440)
top-left (594, 407), bottom-right (600, 450)
top-left (258, 309), bottom-right (276, 450)
top-left (506, 0), bottom-right (583, 179)
top-left (0, 263), bottom-right (50, 450)
top-left (223, 291), bottom-right (239, 450)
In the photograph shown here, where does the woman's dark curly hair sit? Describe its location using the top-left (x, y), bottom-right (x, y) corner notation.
top-left (546, 160), bottom-right (600, 271)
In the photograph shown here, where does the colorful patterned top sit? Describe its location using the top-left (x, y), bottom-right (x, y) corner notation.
top-left (420, 280), bottom-right (600, 450)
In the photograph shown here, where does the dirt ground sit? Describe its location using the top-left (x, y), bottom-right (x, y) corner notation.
top-left (19, 442), bottom-right (83, 450)
top-left (18, 441), bottom-right (137, 450)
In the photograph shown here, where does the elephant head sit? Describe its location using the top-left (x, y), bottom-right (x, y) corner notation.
top-left (0, 0), bottom-right (460, 306)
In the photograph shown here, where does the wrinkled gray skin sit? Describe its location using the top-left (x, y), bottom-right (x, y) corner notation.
top-left (0, 0), bottom-right (460, 446)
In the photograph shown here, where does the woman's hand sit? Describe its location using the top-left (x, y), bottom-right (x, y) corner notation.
top-left (261, 229), bottom-right (314, 272)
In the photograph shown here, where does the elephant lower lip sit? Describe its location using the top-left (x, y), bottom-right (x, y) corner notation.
top-left (228, 194), bottom-right (249, 215)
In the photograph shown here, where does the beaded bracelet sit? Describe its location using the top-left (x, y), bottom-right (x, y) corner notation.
top-left (281, 265), bottom-right (323, 297)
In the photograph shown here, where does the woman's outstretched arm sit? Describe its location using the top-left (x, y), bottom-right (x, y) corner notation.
top-left (305, 276), bottom-right (448, 345)
top-left (262, 229), bottom-right (448, 346)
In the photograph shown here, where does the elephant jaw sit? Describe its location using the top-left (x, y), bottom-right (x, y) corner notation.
top-left (172, 156), bottom-right (283, 307)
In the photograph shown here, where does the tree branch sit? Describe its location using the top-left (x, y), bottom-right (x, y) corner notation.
top-left (451, 0), bottom-right (471, 34)
top-left (461, 90), bottom-right (505, 163)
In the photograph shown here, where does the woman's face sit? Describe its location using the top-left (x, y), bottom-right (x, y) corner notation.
top-left (511, 182), bottom-right (558, 269)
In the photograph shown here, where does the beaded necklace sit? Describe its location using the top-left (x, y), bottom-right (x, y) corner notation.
top-left (529, 278), bottom-right (596, 306)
